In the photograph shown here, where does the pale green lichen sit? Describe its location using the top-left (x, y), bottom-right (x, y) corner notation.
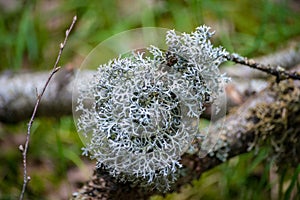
top-left (75, 25), bottom-right (229, 191)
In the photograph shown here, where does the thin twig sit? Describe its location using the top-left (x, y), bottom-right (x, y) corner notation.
top-left (19, 15), bottom-right (77, 200)
top-left (226, 53), bottom-right (300, 82)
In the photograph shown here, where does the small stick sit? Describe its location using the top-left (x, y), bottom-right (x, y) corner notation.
top-left (19, 15), bottom-right (77, 200)
top-left (226, 53), bottom-right (300, 82)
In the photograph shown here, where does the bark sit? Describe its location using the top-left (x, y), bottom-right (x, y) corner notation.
top-left (1, 43), bottom-right (299, 199)
top-left (71, 79), bottom-right (300, 200)
top-left (223, 41), bottom-right (300, 79)
top-left (1, 44), bottom-right (299, 123)
top-left (0, 68), bottom-right (79, 123)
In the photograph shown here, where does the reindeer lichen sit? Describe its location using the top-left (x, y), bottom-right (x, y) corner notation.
top-left (75, 25), bottom-right (229, 191)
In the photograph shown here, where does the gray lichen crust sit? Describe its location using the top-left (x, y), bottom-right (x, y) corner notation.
top-left (75, 25), bottom-right (229, 191)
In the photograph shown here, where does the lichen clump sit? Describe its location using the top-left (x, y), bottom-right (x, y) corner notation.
top-left (246, 80), bottom-right (300, 169)
top-left (75, 25), bottom-right (228, 190)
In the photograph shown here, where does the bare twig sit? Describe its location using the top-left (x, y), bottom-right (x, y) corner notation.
top-left (226, 53), bottom-right (300, 82)
top-left (19, 15), bottom-right (77, 200)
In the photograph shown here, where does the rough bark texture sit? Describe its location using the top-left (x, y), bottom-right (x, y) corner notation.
top-left (71, 79), bottom-right (300, 200)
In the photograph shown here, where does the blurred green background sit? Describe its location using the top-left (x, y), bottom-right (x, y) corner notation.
top-left (0, 0), bottom-right (300, 199)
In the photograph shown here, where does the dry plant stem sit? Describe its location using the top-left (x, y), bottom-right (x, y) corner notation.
top-left (226, 53), bottom-right (300, 82)
top-left (19, 15), bottom-right (77, 200)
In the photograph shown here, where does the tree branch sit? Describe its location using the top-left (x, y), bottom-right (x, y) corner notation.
top-left (226, 53), bottom-right (300, 82)
top-left (0, 27), bottom-right (296, 199)
top-left (71, 79), bottom-right (300, 200)
top-left (223, 42), bottom-right (300, 78)
top-left (1, 43), bottom-right (300, 123)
